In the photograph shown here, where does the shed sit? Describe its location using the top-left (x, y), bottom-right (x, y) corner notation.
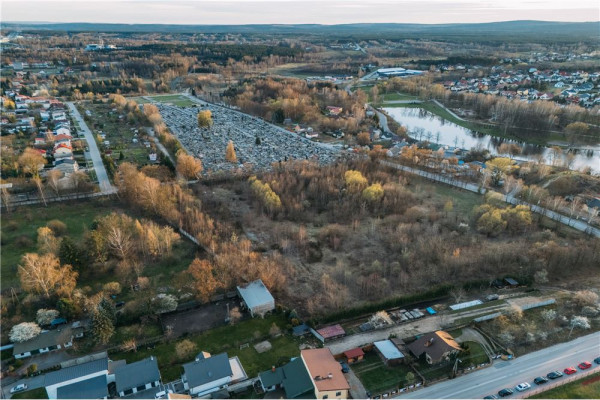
top-left (292, 324), bottom-right (310, 337)
top-left (503, 278), bottom-right (519, 287)
top-left (237, 279), bottom-right (275, 318)
top-left (312, 324), bottom-right (345, 342)
top-left (343, 348), bottom-right (365, 364)
top-left (374, 340), bottom-right (405, 365)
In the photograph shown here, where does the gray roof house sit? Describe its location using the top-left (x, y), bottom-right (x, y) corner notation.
top-left (182, 352), bottom-right (233, 397)
top-left (56, 375), bottom-right (108, 399)
top-left (45, 358), bottom-right (109, 399)
top-left (259, 357), bottom-right (314, 399)
top-left (237, 279), bottom-right (275, 318)
top-left (13, 326), bottom-right (81, 359)
top-left (114, 356), bottom-right (161, 397)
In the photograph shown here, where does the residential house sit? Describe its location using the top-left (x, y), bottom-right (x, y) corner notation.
top-left (407, 331), bottom-right (462, 365)
top-left (55, 375), bottom-right (108, 400)
top-left (182, 352), bottom-right (233, 397)
top-left (13, 326), bottom-right (81, 359)
top-left (259, 358), bottom-right (314, 399)
top-left (374, 340), bottom-right (405, 366)
top-left (237, 279), bottom-right (275, 318)
top-left (55, 127), bottom-right (71, 136)
top-left (301, 349), bottom-right (350, 399)
top-left (45, 357), bottom-right (109, 399)
top-left (53, 159), bottom-right (79, 175)
top-left (34, 137), bottom-right (46, 146)
top-left (114, 356), bottom-right (161, 397)
top-left (54, 143), bottom-right (73, 160)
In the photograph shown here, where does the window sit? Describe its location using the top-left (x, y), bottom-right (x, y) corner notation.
top-left (124, 389), bottom-right (133, 396)
top-left (137, 385), bottom-right (146, 392)
top-left (336, 392), bottom-right (341, 396)
top-left (323, 396), bottom-right (328, 399)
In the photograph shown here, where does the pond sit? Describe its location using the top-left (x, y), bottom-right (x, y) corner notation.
top-left (384, 107), bottom-right (600, 173)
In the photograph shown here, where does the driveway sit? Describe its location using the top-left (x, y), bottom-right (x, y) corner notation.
top-left (1, 374), bottom-right (45, 399)
top-left (66, 102), bottom-right (116, 194)
top-left (346, 367), bottom-right (368, 399)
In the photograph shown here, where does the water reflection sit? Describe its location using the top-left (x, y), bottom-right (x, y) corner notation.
top-left (384, 107), bottom-right (600, 172)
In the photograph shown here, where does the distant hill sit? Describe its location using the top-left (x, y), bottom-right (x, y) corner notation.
top-left (3, 20), bottom-right (598, 42)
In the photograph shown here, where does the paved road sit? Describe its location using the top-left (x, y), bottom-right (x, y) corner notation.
top-left (397, 331), bottom-right (600, 399)
top-left (66, 102), bottom-right (116, 194)
top-left (1, 374), bottom-right (45, 399)
top-left (380, 161), bottom-right (600, 238)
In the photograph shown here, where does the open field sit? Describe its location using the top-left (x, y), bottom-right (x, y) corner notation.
top-left (351, 352), bottom-right (415, 394)
top-left (1, 199), bottom-right (117, 290)
top-left (147, 95), bottom-right (196, 107)
top-left (530, 372), bottom-right (600, 399)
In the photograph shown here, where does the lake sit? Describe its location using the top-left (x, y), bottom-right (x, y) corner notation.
top-left (384, 107), bottom-right (600, 173)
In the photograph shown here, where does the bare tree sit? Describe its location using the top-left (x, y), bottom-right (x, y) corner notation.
top-left (33, 176), bottom-right (47, 206)
top-left (47, 170), bottom-right (62, 196)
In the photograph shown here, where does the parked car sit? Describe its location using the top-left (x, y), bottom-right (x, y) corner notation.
top-left (594, 357), bottom-right (600, 365)
top-left (484, 395), bottom-right (499, 399)
top-left (155, 389), bottom-right (173, 399)
top-left (578, 361), bottom-right (592, 370)
top-left (533, 376), bottom-right (548, 385)
top-left (515, 383), bottom-right (531, 392)
top-left (10, 384), bottom-right (28, 394)
top-left (340, 362), bottom-right (350, 373)
top-left (115, 301), bottom-right (126, 308)
top-left (564, 367), bottom-right (577, 375)
top-left (498, 388), bottom-right (514, 397)
top-left (547, 371), bottom-right (563, 379)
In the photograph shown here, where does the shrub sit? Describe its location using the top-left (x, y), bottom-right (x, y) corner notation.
top-left (47, 220), bottom-right (68, 236)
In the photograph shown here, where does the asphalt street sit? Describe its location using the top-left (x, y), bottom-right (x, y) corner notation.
top-left (397, 331), bottom-right (600, 399)
top-left (66, 102), bottom-right (115, 194)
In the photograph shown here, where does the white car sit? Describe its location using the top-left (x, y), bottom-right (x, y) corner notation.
top-left (515, 382), bottom-right (531, 392)
top-left (10, 384), bottom-right (28, 394)
top-left (155, 389), bottom-right (173, 399)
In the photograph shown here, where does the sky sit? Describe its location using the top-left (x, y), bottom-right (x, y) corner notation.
top-left (2, 0), bottom-right (599, 25)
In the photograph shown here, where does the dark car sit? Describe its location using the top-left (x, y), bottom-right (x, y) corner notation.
top-left (115, 301), bottom-right (126, 308)
top-left (533, 376), bottom-right (548, 385)
top-left (594, 357), bottom-right (600, 365)
top-left (340, 362), bottom-right (350, 373)
top-left (547, 371), bottom-right (563, 379)
top-left (498, 388), bottom-right (514, 397)
top-left (484, 395), bottom-right (499, 399)
top-left (578, 361), bottom-right (592, 370)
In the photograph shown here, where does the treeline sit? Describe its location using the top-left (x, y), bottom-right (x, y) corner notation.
top-left (125, 43), bottom-right (302, 61)
top-left (226, 77), bottom-right (369, 134)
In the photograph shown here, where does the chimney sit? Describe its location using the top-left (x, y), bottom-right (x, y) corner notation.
top-left (272, 366), bottom-right (276, 373)
top-left (315, 375), bottom-right (321, 381)
top-left (327, 373), bottom-right (333, 379)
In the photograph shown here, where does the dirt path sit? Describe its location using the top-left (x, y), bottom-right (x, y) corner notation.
top-left (326, 302), bottom-right (510, 355)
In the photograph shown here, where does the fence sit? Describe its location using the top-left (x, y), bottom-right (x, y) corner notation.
top-left (523, 367), bottom-right (599, 398)
top-left (521, 298), bottom-right (556, 311)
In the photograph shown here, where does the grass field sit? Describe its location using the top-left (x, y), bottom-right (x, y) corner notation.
top-left (460, 341), bottom-right (489, 366)
top-left (11, 388), bottom-right (48, 399)
top-left (110, 314), bottom-right (302, 382)
top-left (530, 372), bottom-right (600, 399)
top-left (351, 352), bottom-right (415, 394)
top-left (1, 199), bottom-right (117, 290)
top-left (147, 95), bottom-right (196, 107)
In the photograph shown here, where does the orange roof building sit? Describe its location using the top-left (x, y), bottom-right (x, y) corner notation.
top-left (301, 348), bottom-right (350, 399)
